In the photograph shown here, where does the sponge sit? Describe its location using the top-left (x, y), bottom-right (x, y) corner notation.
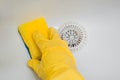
top-left (18, 18), bottom-right (48, 59)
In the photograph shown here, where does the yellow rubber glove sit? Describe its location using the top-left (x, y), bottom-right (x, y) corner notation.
top-left (28, 27), bottom-right (85, 80)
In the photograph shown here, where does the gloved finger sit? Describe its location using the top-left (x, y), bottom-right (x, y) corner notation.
top-left (28, 59), bottom-right (44, 77)
top-left (49, 27), bottom-right (61, 40)
top-left (32, 31), bottom-right (48, 52)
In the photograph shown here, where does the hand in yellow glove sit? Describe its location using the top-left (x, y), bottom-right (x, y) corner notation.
top-left (28, 27), bottom-right (85, 80)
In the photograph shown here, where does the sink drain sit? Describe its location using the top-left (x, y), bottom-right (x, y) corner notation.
top-left (58, 22), bottom-right (87, 51)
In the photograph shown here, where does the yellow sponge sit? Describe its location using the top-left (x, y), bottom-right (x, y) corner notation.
top-left (18, 18), bottom-right (48, 59)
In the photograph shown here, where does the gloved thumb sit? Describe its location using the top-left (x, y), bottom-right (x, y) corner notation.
top-left (49, 27), bottom-right (61, 40)
top-left (28, 59), bottom-right (40, 73)
top-left (28, 59), bottom-right (45, 79)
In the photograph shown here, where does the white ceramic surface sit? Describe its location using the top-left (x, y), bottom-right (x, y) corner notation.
top-left (0, 0), bottom-right (120, 80)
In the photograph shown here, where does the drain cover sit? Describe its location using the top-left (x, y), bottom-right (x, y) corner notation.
top-left (58, 22), bottom-right (87, 51)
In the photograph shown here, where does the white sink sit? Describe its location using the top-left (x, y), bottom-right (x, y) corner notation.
top-left (0, 0), bottom-right (120, 80)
